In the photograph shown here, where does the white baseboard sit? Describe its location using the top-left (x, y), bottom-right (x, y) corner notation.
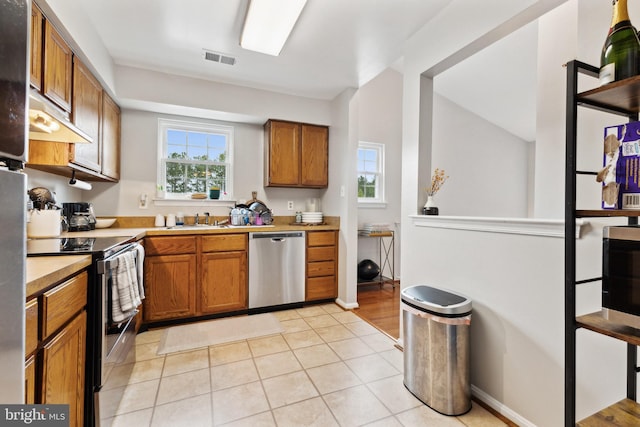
top-left (471, 385), bottom-right (535, 427)
top-left (335, 298), bottom-right (359, 310)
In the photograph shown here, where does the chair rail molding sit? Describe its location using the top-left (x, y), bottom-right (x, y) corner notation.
top-left (409, 215), bottom-right (587, 239)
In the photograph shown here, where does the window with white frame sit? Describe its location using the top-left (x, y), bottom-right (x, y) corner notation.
top-left (357, 141), bottom-right (385, 204)
top-left (158, 119), bottom-right (233, 198)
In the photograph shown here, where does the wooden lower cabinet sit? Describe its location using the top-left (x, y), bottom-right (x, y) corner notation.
top-left (143, 234), bottom-right (248, 323)
top-left (200, 234), bottom-right (248, 314)
top-left (25, 355), bottom-right (35, 404)
top-left (41, 311), bottom-right (86, 427)
top-left (200, 251), bottom-right (247, 314)
top-left (26, 270), bottom-right (88, 427)
top-left (306, 231), bottom-right (338, 301)
top-left (144, 254), bottom-right (197, 321)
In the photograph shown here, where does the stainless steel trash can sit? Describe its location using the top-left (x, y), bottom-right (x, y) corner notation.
top-left (401, 285), bottom-right (472, 416)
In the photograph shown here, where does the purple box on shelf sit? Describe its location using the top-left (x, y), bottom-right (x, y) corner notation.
top-left (601, 121), bottom-right (640, 209)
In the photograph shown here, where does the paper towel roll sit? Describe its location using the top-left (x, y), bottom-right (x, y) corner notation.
top-left (27, 210), bottom-right (61, 237)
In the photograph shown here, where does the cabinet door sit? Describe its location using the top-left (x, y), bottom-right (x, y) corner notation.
top-left (200, 251), bottom-right (247, 314)
top-left (101, 91), bottom-right (121, 179)
top-left (25, 298), bottom-right (38, 357)
top-left (301, 124), bottom-right (328, 187)
top-left (43, 20), bottom-right (72, 112)
top-left (30, 2), bottom-right (43, 90)
top-left (41, 311), bottom-right (86, 427)
top-left (72, 58), bottom-right (102, 172)
top-left (266, 120), bottom-right (300, 186)
top-left (144, 255), bottom-right (196, 321)
top-left (25, 355), bottom-right (36, 404)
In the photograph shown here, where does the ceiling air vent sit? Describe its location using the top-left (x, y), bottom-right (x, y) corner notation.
top-left (202, 49), bottom-right (236, 66)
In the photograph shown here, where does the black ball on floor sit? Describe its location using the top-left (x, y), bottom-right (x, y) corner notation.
top-left (358, 259), bottom-right (380, 280)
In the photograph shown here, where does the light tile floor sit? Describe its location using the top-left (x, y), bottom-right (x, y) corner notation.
top-left (101, 304), bottom-right (507, 427)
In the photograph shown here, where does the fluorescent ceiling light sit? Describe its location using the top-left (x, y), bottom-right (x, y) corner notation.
top-left (240, 0), bottom-right (307, 56)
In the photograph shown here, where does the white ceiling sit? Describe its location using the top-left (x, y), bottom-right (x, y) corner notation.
top-left (75, 0), bottom-right (537, 140)
top-left (77, 0), bottom-right (452, 100)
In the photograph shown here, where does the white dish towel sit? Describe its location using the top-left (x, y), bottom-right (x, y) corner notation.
top-left (111, 244), bottom-right (145, 323)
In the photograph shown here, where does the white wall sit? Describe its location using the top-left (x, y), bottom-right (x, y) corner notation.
top-left (26, 168), bottom-right (83, 206)
top-left (357, 69), bottom-right (403, 280)
top-left (326, 89), bottom-right (360, 308)
top-left (403, 224), bottom-right (566, 426)
top-left (431, 94), bottom-right (530, 217)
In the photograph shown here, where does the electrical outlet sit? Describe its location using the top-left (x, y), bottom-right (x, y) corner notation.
top-left (139, 193), bottom-right (148, 209)
top-left (287, 201), bottom-right (294, 210)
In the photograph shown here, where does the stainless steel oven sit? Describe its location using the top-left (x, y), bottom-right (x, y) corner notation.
top-left (95, 243), bottom-right (142, 425)
top-left (603, 225), bottom-right (640, 328)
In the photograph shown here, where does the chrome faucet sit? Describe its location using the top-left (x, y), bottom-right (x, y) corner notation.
top-left (204, 212), bottom-right (210, 225)
top-left (194, 213), bottom-right (199, 225)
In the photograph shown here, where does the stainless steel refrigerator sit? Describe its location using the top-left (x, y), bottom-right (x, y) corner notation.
top-left (0, 0), bottom-right (29, 404)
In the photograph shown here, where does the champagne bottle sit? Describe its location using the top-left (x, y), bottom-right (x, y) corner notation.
top-left (600, 0), bottom-right (640, 85)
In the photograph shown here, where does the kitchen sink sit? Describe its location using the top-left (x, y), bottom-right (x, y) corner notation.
top-left (163, 224), bottom-right (224, 230)
top-left (228, 224), bottom-right (275, 229)
top-left (163, 224), bottom-right (275, 230)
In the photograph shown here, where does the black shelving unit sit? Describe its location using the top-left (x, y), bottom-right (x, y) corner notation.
top-left (565, 60), bottom-right (640, 426)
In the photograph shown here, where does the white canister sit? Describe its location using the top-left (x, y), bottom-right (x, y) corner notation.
top-left (166, 214), bottom-right (176, 227)
top-left (27, 209), bottom-right (61, 238)
top-left (155, 214), bottom-right (165, 227)
top-left (306, 198), bottom-right (320, 212)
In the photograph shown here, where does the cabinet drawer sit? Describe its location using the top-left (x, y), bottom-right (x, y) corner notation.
top-left (25, 298), bottom-right (38, 357)
top-left (307, 246), bottom-right (336, 262)
top-left (307, 261), bottom-right (335, 277)
top-left (146, 236), bottom-right (197, 255)
top-left (308, 231), bottom-right (336, 247)
top-left (306, 276), bottom-right (336, 301)
top-left (42, 271), bottom-right (87, 339)
top-left (201, 234), bottom-right (246, 252)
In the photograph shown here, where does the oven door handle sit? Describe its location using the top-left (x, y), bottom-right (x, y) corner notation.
top-left (97, 247), bottom-right (138, 274)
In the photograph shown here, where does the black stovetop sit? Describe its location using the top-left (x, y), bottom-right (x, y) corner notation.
top-left (27, 236), bottom-right (135, 257)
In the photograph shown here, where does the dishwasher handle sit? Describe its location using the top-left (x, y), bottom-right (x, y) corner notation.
top-left (251, 232), bottom-right (304, 240)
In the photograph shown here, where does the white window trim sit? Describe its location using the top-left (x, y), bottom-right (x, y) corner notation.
top-left (357, 141), bottom-right (386, 206)
top-left (157, 118), bottom-right (234, 201)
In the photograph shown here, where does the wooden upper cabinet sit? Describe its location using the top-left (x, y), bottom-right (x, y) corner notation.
top-left (265, 120), bottom-right (300, 186)
top-left (30, 2), bottom-right (43, 90)
top-left (265, 119), bottom-right (329, 188)
top-left (301, 124), bottom-right (328, 187)
top-left (43, 20), bottom-right (72, 112)
top-left (72, 58), bottom-right (102, 172)
top-left (101, 91), bottom-right (121, 180)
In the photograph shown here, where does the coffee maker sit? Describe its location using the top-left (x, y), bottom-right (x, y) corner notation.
top-left (62, 202), bottom-right (96, 231)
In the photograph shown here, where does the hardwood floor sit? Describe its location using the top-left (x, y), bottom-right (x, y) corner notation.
top-left (354, 281), bottom-right (400, 338)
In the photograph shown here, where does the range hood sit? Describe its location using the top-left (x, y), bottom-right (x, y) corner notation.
top-left (28, 89), bottom-right (92, 144)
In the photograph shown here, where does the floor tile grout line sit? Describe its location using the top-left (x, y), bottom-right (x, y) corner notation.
top-left (112, 304), bottom-right (504, 426)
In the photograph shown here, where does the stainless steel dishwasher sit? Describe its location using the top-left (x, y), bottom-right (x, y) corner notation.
top-left (249, 231), bottom-right (306, 309)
